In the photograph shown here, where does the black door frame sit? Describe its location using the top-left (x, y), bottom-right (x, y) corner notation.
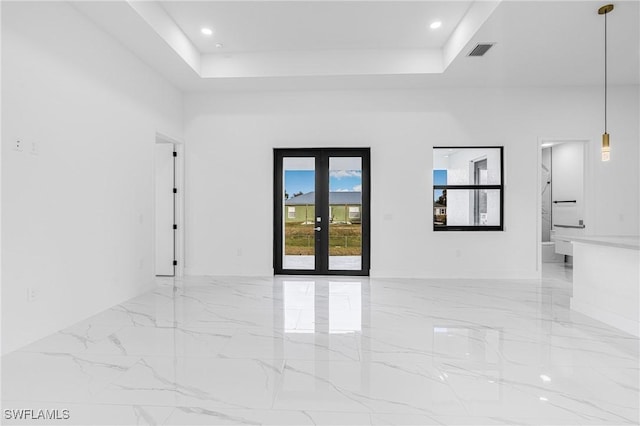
top-left (273, 148), bottom-right (371, 276)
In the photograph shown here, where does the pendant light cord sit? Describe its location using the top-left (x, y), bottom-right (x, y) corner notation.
top-left (604, 11), bottom-right (608, 133)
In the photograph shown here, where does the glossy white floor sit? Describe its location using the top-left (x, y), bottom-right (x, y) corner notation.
top-left (2, 267), bottom-right (639, 425)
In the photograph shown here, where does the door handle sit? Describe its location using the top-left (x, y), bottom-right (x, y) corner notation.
top-left (314, 227), bottom-right (321, 231)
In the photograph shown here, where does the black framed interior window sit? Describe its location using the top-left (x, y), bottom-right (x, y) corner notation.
top-left (433, 146), bottom-right (504, 231)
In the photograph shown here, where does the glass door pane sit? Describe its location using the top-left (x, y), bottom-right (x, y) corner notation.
top-left (282, 157), bottom-right (316, 270)
top-left (328, 157), bottom-right (362, 271)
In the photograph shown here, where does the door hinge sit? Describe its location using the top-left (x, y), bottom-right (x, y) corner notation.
top-left (173, 260), bottom-right (177, 266)
top-left (173, 188), bottom-right (177, 193)
top-left (173, 151), bottom-right (177, 157)
top-left (173, 224), bottom-right (177, 230)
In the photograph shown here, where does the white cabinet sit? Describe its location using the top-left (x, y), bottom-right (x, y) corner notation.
top-left (551, 227), bottom-right (586, 256)
top-left (554, 237), bottom-right (573, 256)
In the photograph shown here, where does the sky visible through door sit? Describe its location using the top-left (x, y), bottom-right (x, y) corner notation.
top-left (284, 170), bottom-right (362, 198)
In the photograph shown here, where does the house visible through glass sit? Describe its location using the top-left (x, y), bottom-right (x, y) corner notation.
top-left (328, 157), bottom-right (362, 271)
top-left (282, 156), bottom-right (363, 270)
top-left (283, 157), bottom-right (316, 270)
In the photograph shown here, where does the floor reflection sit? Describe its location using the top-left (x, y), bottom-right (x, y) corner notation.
top-left (433, 326), bottom-right (502, 365)
top-left (281, 279), bottom-right (364, 335)
top-left (433, 326), bottom-right (504, 403)
top-left (329, 282), bottom-right (361, 333)
top-left (283, 280), bottom-right (315, 333)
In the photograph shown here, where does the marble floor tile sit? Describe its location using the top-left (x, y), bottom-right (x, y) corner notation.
top-left (274, 359), bottom-right (468, 415)
top-left (439, 364), bottom-right (638, 423)
top-left (2, 274), bottom-right (639, 425)
top-left (81, 325), bottom-right (234, 358)
top-left (220, 329), bottom-right (361, 361)
top-left (16, 322), bottom-right (127, 355)
top-left (163, 407), bottom-right (372, 425)
top-left (1, 352), bottom-right (140, 403)
top-left (94, 356), bottom-right (284, 409)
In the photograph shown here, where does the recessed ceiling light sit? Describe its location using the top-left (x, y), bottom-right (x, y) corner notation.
top-left (201, 27), bottom-right (213, 36)
top-left (430, 21), bottom-right (442, 29)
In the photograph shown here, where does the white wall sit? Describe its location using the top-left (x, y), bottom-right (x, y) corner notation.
top-left (183, 85), bottom-right (639, 279)
top-left (1, 2), bottom-right (183, 354)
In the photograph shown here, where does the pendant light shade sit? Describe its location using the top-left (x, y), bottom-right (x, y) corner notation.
top-left (598, 4), bottom-right (614, 162)
top-left (602, 132), bottom-right (610, 161)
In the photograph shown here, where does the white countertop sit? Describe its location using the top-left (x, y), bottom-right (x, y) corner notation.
top-left (567, 235), bottom-right (640, 251)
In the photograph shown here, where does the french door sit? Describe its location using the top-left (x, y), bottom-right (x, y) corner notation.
top-left (274, 148), bottom-right (370, 276)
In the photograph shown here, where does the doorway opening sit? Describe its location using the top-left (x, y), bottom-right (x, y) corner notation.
top-left (539, 139), bottom-right (588, 282)
top-left (155, 136), bottom-right (182, 277)
top-left (274, 148), bottom-right (370, 276)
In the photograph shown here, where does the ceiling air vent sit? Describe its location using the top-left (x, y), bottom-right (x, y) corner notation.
top-left (468, 43), bottom-right (495, 57)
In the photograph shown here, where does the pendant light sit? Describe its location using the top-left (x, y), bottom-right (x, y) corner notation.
top-left (598, 4), bottom-right (614, 162)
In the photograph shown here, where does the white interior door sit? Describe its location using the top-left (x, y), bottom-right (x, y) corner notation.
top-left (155, 143), bottom-right (174, 276)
